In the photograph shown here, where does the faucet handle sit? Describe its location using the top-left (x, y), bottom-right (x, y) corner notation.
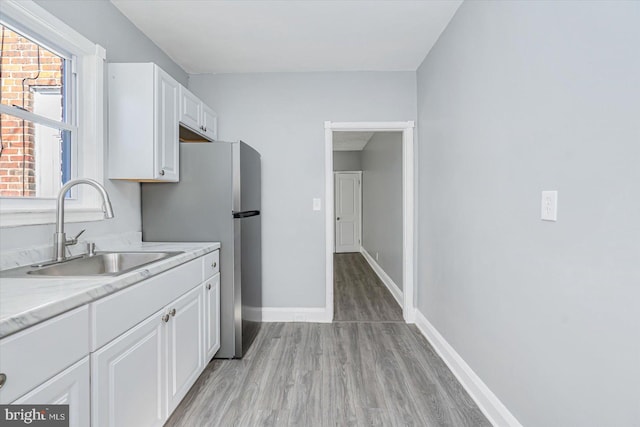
top-left (65, 229), bottom-right (86, 246)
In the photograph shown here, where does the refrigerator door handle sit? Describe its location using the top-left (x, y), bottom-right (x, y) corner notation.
top-left (232, 210), bottom-right (261, 219)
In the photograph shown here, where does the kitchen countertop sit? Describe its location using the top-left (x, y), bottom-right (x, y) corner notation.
top-left (0, 241), bottom-right (220, 339)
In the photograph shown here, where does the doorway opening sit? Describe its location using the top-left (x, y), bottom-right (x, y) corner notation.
top-left (324, 121), bottom-right (415, 323)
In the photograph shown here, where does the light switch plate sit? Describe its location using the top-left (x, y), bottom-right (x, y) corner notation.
top-left (313, 198), bottom-right (321, 211)
top-left (541, 191), bottom-right (558, 221)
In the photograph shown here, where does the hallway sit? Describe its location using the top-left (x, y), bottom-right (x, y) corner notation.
top-left (334, 253), bottom-right (403, 322)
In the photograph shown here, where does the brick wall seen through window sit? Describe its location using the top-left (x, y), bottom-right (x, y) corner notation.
top-left (0, 25), bottom-right (64, 197)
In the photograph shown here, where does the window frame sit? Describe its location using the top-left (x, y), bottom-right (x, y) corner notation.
top-left (0, 0), bottom-right (106, 227)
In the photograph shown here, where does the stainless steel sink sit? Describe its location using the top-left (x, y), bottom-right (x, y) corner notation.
top-left (1, 251), bottom-right (183, 278)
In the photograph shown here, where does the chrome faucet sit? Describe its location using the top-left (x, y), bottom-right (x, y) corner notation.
top-left (53, 178), bottom-right (115, 261)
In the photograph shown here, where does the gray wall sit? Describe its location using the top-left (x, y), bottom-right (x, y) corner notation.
top-left (0, 1), bottom-right (187, 251)
top-left (189, 72), bottom-right (416, 307)
top-left (361, 132), bottom-right (403, 288)
top-left (416, 1), bottom-right (640, 426)
top-left (333, 151), bottom-right (362, 171)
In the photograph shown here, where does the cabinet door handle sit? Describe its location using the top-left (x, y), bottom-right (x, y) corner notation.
top-left (212, 261), bottom-right (217, 268)
top-left (206, 283), bottom-right (212, 290)
top-left (170, 308), bottom-right (177, 317)
top-left (162, 313), bottom-right (170, 323)
top-left (0, 373), bottom-right (6, 389)
top-left (159, 169), bottom-right (165, 176)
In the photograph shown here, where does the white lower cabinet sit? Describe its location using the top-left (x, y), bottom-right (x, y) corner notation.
top-left (92, 269), bottom-right (212, 427)
top-left (2, 249), bottom-right (220, 427)
top-left (92, 308), bottom-right (166, 427)
top-left (13, 357), bottom-right (90, 427)
top-left (167, 285), bottom-right (203, 414)
top-left (204, 273), bottom-right (221, 361)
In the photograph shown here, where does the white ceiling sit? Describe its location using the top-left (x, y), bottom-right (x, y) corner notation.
top-left (333, 132), bottom-right (374, 151)
top-left (110, 0), bottom-right (462, 74)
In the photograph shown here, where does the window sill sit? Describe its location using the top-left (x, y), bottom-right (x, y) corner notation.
top-left (0, 208), bottom-right (106, 228)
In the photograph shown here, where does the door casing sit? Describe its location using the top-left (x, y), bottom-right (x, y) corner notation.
top-left (324, 121), bottom-right (415, 324)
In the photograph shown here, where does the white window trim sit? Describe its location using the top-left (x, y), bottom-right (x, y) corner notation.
top-left (0, 0), bottom-right (106, 228)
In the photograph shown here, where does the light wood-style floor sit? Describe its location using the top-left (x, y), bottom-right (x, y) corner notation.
top-left (334, 253), bottom-right (404, 322)
top-left (166, 253), bottom-right (490, 427)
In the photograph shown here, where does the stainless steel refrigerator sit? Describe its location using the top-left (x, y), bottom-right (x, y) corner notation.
top-left (141, 141), bottom-right (261, 359)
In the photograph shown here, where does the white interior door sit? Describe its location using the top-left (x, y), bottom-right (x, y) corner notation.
top-left (335, 172), bottom-right (361, 253)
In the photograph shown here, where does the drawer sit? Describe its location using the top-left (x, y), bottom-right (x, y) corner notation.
top-left (91, 256), bottom-right (202, 351)
top-left (203, 250), bottom-right (219, 279)
top-left (0, 306), bottom-right (89, 403)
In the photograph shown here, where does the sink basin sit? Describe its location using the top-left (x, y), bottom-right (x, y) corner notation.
top-left (25, 251), bottom-right (183, 277)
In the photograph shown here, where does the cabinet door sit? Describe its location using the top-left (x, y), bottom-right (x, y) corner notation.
top-left (13, 357), bottom-right (90, 427)
top-left (179, 86), bottom-right (201, 132)
top-left (166, 285), bottom-right (204, 413)
top-left (92, 309), bottom-right (166, 427)
top-left (204, 273), bottom-right (221, 361)
top-left (201, 103), bottom-right (218, 141)
top-left (154, 66), bottom-right (179, 181)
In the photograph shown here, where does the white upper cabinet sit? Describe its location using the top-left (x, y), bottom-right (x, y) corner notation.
top-left (179, 86), bottom-right (218, 141)
top-left (201, 103), bottom-right (218, 141)
top-left (179, 86), bottom-right (201, 132)
top-left (108, 63), bottom-right (179, 181)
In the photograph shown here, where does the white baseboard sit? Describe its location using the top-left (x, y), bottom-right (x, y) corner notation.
top-left (413, 309), bottom-right (522, 427)
top-left (360, 248), bottom-right (403, 307)
top-left (243, 306), bottom-right (332, 323)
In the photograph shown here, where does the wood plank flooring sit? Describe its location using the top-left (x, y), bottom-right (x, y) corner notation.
top-left (334, 253), bottom-right (403, 322)
top-left (166, 252), bottom-right (490, 426)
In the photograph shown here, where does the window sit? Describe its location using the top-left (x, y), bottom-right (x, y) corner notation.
top-left (0, 0), bottom-right (105, 226)
top-left (0, 25), bottom-right (71, 198)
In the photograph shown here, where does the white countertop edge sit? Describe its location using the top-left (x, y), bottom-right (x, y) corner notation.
top-left (0, 241), bottom-right (220, 339)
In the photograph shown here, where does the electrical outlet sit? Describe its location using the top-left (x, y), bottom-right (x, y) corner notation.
top-left (541, 191), bottom-right (558, 221)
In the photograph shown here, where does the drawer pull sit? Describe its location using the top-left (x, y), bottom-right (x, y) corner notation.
top-left (0, 373), bottom-right (6, 389)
